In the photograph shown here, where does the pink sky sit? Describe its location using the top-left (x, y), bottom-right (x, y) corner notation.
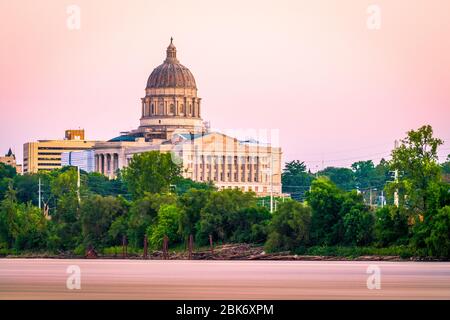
top-left (1, 0), bottom-right (449, 170)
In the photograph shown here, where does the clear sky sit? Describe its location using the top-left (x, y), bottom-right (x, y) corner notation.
top-left (1, 0), bottom-right (449, 170)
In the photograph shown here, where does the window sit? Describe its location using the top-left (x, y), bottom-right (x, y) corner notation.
top-left (151, 104), bottom-right (154, 114)
top-left (170, 104), bottom-right (175, 114)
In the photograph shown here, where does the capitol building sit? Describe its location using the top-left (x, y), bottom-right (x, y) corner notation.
top-left (93, 39), bottom-right (282, 196)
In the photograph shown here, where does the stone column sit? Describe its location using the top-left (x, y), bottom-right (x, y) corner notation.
top-left (101, 154), bottom-right (105, 175)
top-left (113, 153), bottom-right (118, 177)
top-left (106, 154), bottom-right (111, 177)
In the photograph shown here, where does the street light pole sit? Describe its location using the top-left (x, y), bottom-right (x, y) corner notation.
top-left (270, 152), bottom-right (274, 213)
top-left (38, 178), bottom-right (42, 209)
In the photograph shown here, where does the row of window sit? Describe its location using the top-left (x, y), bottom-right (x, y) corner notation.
top-left (218, 185), bottom-right (268, 193)
top-left (37, 147), bottom-right (90, 151)
top-left (198, 172), bottom-right (259, 183)
top-left (144, 101), bottom-right (198, 117)
top-left (38, 152), bottom-right (62, 156)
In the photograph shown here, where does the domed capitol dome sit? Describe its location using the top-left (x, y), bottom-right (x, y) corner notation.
top-left (146, 38), bottom-right (197, 90)
top-left (138, 38), bottom-right (204, 140)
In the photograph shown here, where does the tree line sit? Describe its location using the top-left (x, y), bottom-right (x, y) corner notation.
top-left (0, 125), bottom-right (449, 257)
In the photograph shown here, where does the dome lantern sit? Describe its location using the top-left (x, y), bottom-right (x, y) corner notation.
top-left (165, 37), bottom-right (178, 63)
top-left (146, 38), bottom-right (197, 90)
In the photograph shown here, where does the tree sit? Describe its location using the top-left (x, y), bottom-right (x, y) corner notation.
top-left (341, 191), bottom-right (374, 246)
top-left (173, 177), bottom-right (215, 195)
top-left (425, 206), bottom-right (450, 257)
top-left (147, 204), bottom-right (183, 249)
top-left (265, 200), bottom-right (311, 252)
top-left (318, 167), bottom-right (355, 191)
top-left (374, 206), bottom-right (409, 246)
top-left (0, 163), bottom-right (16, 201)
top-left (307, 177), bottom-right (345, 245)
top-left (178, 189), bottom-right (211, 239)
top-left (388, 125), bottom-right (445, 250)
top-left (442, 154), bottom-right (450, 175)
top-left (122, 151), bottom-right (181, 198)
top-left (282, 160), bottom-right (314, 196)
top-left (229, 206), bottom-right (271, 243)
top-left (389, 125), bottom-right (443, 215)
top-left (49, 168), bottom-right (82, 250)
top-left (0, 186), bottom-right (48, 250)
top-left (80, 195), bottom-right (127, 249)
top-left (351, 160), bottom-right (376, 190)
top-left (86, 172), bottom-right (128, 198)
top-left (196, 189), bottom-right (258, 244)
top-left (126, 193), bottom-right (177, 247)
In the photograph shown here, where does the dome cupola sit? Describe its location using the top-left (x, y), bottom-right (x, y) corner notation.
top-left (146, 38), bottom-right (197, 90)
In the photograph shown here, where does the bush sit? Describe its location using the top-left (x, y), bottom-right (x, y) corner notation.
top-left (80, 195), bottom-right (127, 249)
top-left (147, 204), bottom-right (183, 249)
top-left (343, 208), bottom-right (374, 246)
top-left (425, 206), bottom-right (450, 258)
top-left (374, 206), bottom-right (409, 246)
top-left (304, 245), bottom-right (420, 259)
top-left (196, 189), bottom-right (259, 244)
top-left (265, 200), bottom-right (311, 253)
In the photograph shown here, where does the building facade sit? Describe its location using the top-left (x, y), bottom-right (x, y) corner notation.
top-left (93, 40), bottom-right (282, 196)
top-left (23, 130), bottom-right (99, 173)
top-left (0, 148), bottom-right (22, 174)
top-left (61, 150), bottom-right (96, 173)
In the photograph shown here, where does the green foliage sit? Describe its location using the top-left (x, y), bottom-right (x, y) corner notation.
top-left (265, 200), bottom-right (311, 252)
top-left (49, 169), bottom-right (81, 249)
top-left (126, 193), bottom-right (177, 248)
top-left (196, 189), bottom-right (263, 244)
top-left (80, 195), bottom-right (127, 249)
top-left (174, 177), bottom-right (215, 195)
top-left (122, 151), bottom-right (182, 198)
top-left (0, 187), bottom-right (48, 250)
top-left (318, 167), bottom-right (355, 191)
top-left (374, 206), bottom-right (409, 246)
top-left (282, 160), bottom-right (314, 194)
top-left (0, 163), bottom-right (16, 201)
top-left (86, 172), bottom-right (128, 198)
top-left (343, 210), bottom-right (374, 246)
top-left (178, 189), bottom-right (211, 239)
top-left (304, 245), bottom-right (421, 259)
top-left (425, 206), bottom-right (450, 257)
top-left (351, 161), bottom-right (376, 190)
top-left (147, 204), bottom-right (183, 249)
top-left (307, 177), bottom-right (345, 245)
top-left (1, 124), bottom-right (448, 259)
top-left (341, 191), bottom-right (374, 246)
top-left (442, 155), bottom-right (450, 175)
top-left (307, 178), bottom-right (375, 246)
top-left (389, 124), bottom-right (443, 214)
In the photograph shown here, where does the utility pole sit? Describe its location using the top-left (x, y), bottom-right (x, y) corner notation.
top-left (394, 169), bottom-right (399, 207)
top-left (38, 178), bottom-right (42, 209)
top-left (393, 140), bottom-right (399, 207)
top-left (77, 166), bottom-right (81, 204)
top-left (270, 152), bottom-right (274, 213)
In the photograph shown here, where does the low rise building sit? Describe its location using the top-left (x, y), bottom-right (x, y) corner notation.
top-left (23, 130), bottom-right (99, 173)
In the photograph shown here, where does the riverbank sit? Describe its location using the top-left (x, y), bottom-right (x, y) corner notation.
top-left (1, 243), bottom-right (445, 261)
